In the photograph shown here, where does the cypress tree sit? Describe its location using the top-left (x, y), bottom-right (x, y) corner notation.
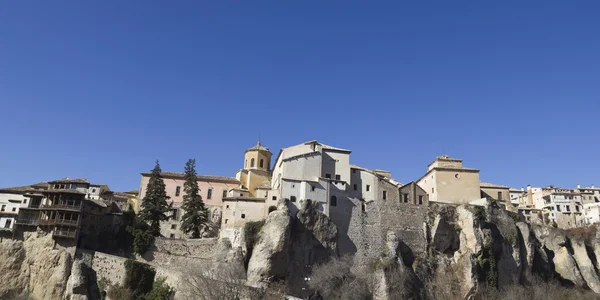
top-left (180, 159), bottom-right (209, 238)
top-left (139, 160), bottom-right (170, 236)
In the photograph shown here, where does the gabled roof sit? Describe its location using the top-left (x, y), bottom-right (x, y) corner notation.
top-left (480, 182), bottom-right (510, 189)
top-left (140, 172), bottom-right (239, 184)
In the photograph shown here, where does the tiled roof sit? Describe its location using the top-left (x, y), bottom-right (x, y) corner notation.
top-left (245, 140), bottom-right (270, 152)
top-left (141, 172), bottom-right (239, 184)
top-left (48, 178), bottom-right (89, 184)
top-left (480, 182), bottom-right (510, 189)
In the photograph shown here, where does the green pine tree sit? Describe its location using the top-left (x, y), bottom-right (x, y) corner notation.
top-left (139, 160), bottom-right (171, 236)
top-left (180, 159), bottom-right (209, 238)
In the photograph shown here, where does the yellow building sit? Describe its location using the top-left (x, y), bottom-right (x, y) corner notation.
top-left (235, 139), bottom-right (273, 198)
top-left (417, 155), bottom-right (481, 204)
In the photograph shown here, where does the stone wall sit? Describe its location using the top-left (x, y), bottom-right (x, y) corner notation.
top-left (89, 251), bottom-right (127, 286)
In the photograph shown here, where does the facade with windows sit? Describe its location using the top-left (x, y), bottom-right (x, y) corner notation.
top-left (416, 155), bottom-right (482, 204)
top-left (528, 186), bottom-right (585, 228)
top-left (139, 171), bottom-right (239, 239)
top-left (0, 189), bottom-right (37, 231)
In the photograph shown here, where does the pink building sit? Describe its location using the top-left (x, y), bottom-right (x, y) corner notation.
top-left (138, 171), bottom-right (240, 239)
top-left (139, 172), bottom-right (239, 208)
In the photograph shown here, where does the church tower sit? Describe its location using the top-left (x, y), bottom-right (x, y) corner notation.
top-left (243, 139), bottom-right (272, 171)
top-left (234, 139), bottom-right (273, 198)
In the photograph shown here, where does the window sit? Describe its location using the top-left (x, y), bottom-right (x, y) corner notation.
top-left (331, 196), bottom-right (337, 206)
top-left (455, 174), bottom-right (460, 179)
top-left (497, 192), bottom-right (502, 200)
top-left (292, 184), bottom-right (295, 188)
top-left (245, 160), bottom-right (248, 168)
top-left (325, 174), bottom-right (331, 179)
top-left (272, 196), bottom-right (277, 201)
top-left (418, 195), bottom-right (423, 205)
top-left (556, 205), bottom-right (561, 212)
top-left (335, 175), bottom-right (341, 180)
top-left (361, 204), bottom-right (366, 212)
top-left (226, 205), bottom-right (230, 209)
top-left (251, 158), bottom-right (255, 167)
top-left (566, 206), bottom-right (571, 212)
top-left (432, 188), bottom-right (435, 193)
top-left (207, 188), bottom-right (213, 200)
top-left (4, 219), bottom-right (11, 228)
top-left (171, 224), bottom-right (177, 230)
top-left (576, 206), bottom-right (580, 212)
top-left (311, 185), bottom-right (316, 192)
top-left (1, 205), bottom-right (5, 211)
top-left (172, 209), bottom-right (178, 220)
top-left (403, 194), bottom-right (409, 203)
top-left (11, 207), bottom-right (16, 212)
top-left (290, 196), bottom-right (297, 202)
top-left (91, 188), bottom-right (96, 193)
top-left (223, 190), bottom-right (228, 198)
top-left (260, 159), bottom-right (264, 168)
top-left (383, 191), bottom-right (387, 200)
top-left (366, 185), bottom-right (370, 192)
top-left (353, 184), bottom-right (357, 191)
top-left (23, 199), bottom-right (27, 204)
top-left (241, 214), bottom-right (246, 219)
top-left (240, 193), bottom-right (244, 197)
top-left (175, 186), bottom-right (181, 197)
top-left (225, 219), bottom-right (229, 224)
top-left (353, 169), bottom-right (356, 174)
top-left (170, 234), bottom-right (175, 238)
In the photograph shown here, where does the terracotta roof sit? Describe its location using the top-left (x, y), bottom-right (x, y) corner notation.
top-left (140, 172), bottom-right (239, 184)
top-left (480, 182), bottom-right (510, 189)
top-left (223, 196), bottom-right (266, 202)
top-left (245, 139), bottom-right (271, 153)
top-left (48, 178), bottom-right (89, 184)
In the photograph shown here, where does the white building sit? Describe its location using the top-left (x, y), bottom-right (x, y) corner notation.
top-left (509, 188), bottom-right (526, 206)
top-left (0, 182), bottom-right (47, 231)
top-left (529, 186), bottom-right (584, 228)
top-left (268, 140), bottom-right (353, 216)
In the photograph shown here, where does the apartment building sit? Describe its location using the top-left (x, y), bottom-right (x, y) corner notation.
top-left (416, 155), bottom-right (481, 205)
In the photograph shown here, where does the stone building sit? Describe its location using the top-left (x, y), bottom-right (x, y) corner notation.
top-left (417, 155), bottom-right (482, 204)
top-left (576, 185), bottom-right (600, 224)
top-left (523, 186), bottom-right (585, 228)
top-left (139, 172), bottom-right (239, 239)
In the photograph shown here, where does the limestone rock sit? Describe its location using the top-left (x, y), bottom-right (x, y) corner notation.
top-left (0, 230), bottom-right (75, 300)
top-left (246, 200), bottom-right (292, 285)
top-left (64, 259), bottom-right (88, 300)
top-left (532, 225), bottom-right (585, 286)
top-left (571, 237), bottom-right (600, 293)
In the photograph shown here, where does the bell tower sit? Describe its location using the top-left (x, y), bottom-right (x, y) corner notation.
top-left (244, 138), bottom-right (272, 171)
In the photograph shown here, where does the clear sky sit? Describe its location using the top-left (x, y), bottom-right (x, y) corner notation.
top-left (1, 1), bottom-right (599, 192)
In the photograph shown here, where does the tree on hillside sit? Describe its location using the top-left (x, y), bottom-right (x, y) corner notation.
top-left (180, 159), bottom-right (210, 238)
top-left (139, 160), bottom-right (171, 236)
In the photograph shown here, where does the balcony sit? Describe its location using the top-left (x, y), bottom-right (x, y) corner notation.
top-left (16, 218), bottom-right (38, 226)
top-left (52, 228), bottom-right (78, 239)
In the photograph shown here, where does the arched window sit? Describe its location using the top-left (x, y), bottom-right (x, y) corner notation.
top-left (251, 158), bottom-right (255, 167)
top-left (268, 206), bottom-right (277, 213)
top-left (331, 196), bottom-right (337, 206)
top-left (260, 159), bottom-right (264, 168)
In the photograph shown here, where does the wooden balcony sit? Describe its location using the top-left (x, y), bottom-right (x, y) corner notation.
top-left (52, 228), bottom-right (78, 239)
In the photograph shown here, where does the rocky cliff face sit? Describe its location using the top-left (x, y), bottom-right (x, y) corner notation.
top-left (0, 230), bottom-right (76, 300)
top-left (428, 202), bottom-right (600, 298)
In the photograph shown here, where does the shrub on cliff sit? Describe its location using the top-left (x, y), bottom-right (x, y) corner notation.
top-left (124, 260), bottom-right (156, 300)
top-left (145, 277), bottom-right (174, 300)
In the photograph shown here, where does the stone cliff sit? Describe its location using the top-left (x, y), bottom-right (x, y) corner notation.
top-left (0, 230), bottom-right (78, 300)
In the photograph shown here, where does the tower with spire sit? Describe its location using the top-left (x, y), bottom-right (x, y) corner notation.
top-left (234, 138), bottom-right (273, 198)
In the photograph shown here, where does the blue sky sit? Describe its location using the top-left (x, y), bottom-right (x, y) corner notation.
top-left (1, 1), bottom-right (599, 192)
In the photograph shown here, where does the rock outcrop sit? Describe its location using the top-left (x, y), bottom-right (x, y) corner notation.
top-left (0, 230), bottom-right (75, 300)
top-left (246, 200), bottom-right (292, 285)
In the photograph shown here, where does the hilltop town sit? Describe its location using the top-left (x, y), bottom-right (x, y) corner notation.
top-left (1, 140), bottom-right (599, 300)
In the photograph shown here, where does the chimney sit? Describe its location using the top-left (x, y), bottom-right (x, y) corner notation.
top-left (577, 184), bottom-right (581, 189)
top-left (527, 185), bottom-right (531, 191)
top-left (521, 186), bottom-right (524, 191)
